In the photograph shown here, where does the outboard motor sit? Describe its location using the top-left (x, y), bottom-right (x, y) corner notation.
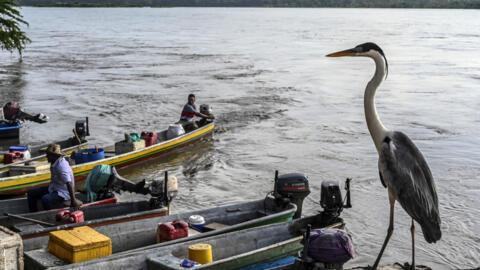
top-left (148, 171), bottom-right (178, 211)
top-left (273, 170), bottom-right (311, 219)
top-left (293, 179), bottom-right (353, 270)
top-left (2, 101), bottom-right (48, 123)
top-left (109, 168), bottom-right (177, 211)
top-left (75, 117), bottom-right (90, 141)
top-left (2, 102), bottom-right (20, 120)
top-left (320, 178), bottom-right (352, 218)
top-left (199, 104), bottom-right (212, 116)
top-left (197, 104), bottom-right (214, 126)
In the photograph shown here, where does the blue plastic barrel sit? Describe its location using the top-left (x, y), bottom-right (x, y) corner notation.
top-left (9, 146), bottom-right (28, 152)
top-left (74, 148), bottom-right (105, 164)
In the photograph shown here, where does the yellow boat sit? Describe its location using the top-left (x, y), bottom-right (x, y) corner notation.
top-left (0, 122), bottom-right (214, 195)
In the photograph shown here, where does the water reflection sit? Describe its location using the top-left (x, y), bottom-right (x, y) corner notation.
top-left (0, 60), bottom-right (26, 102)
top-left (119, 139), bottom-right (215, 182)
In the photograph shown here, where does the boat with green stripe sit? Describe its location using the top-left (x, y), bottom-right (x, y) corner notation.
top-left (0, 121), bottom-right (214, 195)
top-left (29, 178), bottom-right (351, 270)
top-left (24, 195), bottom-right (299, 269)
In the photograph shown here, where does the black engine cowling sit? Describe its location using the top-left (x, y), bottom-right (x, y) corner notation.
top-left (274, 171), bottom-right (311, 219)
top-left (75, 117), bottom-right (90, 140)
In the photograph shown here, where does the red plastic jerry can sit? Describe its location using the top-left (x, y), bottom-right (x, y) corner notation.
top-left (4, 151), bottom-right (23, 164)
top-left (157, 220), bottom-right (188, 243)
top-left (68, 210), bottom-right (84, 223)
top-left (55, 210), bottom-right (84, 224)
top-left (141, 131), bottom-right (158, 147)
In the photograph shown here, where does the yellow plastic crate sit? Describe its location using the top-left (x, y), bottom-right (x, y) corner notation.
top-left (48, 226), bottom-right (112, 263)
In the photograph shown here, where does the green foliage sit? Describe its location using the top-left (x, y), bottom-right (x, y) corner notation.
top-left (0, 0), bottom-right (30, 55)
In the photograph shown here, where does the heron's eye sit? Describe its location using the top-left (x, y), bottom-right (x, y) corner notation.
top-left (354, 47), bottom-right (363, 53)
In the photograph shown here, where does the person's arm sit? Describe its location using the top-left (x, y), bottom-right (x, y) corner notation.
top-left (194, 111), bottom-right (214, 119)
top-left (66, 181), bottom-right (80, 211)
top-left (59, 163), bottom-right (81, 211)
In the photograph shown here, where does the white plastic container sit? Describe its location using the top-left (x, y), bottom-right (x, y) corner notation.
top-left (188, 215), bottom-right (206, 232)
top-left (9, 146), bottom-right (31, 160)
top-left (166, 124), bottom-right (185, 140)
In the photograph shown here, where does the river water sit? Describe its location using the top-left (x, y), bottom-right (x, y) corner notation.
top-left (0, 7), bottom-right (479, 269)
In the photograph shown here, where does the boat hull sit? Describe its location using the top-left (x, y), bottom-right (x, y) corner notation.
top-left (0, 123), bottom-right (214, 195)
top-left (26, 212), bottom-right (342, 270)
top-left (23, 197), bottom-right (298, 269)
top-left (0, 138), bottom-right (88, 173)
top-left (0, 192), bottom-right (114, 215)
top-left (0, 122), bottom-right (20, 140)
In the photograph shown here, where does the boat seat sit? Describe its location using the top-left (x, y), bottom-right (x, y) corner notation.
top-left (13, 223), bottom-right (44, 233)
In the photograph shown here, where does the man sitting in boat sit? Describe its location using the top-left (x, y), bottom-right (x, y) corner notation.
top-left (179, 94), bottom-right (214, 131)
top-left (27, 144), bottom-right (81, 212)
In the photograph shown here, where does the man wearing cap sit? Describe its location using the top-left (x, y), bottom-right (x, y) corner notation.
top-left (27, 144), bottom-right (80, 212)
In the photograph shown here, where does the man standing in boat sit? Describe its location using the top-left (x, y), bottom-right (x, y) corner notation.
top-left (179, 94), bottom-right (214, 131)
top-left (27, 144), bottom-right (80, 212)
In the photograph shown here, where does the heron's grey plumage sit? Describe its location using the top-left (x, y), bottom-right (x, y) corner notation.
top-left (327, 42), bottom-right (442, 269)
top-left (379, 131), bottom-right (441, 243)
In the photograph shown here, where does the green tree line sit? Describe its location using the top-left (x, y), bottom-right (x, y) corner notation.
top-left (17, 0), bottom-right (480, 8)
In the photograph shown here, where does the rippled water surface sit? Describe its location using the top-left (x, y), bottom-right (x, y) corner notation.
top-left (1, 7), bottom-right (479, 269)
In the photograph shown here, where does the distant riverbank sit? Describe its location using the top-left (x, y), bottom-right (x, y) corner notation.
top-left (18, 0), bottom-right (480, 9)
top-left (29, 4), bottom-right (145, 7)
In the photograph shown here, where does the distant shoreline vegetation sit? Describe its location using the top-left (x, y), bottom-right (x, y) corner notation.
top-left (18, 0), bottom-right (480, 8)
top-left (29, 3), bottom-right (145, 7)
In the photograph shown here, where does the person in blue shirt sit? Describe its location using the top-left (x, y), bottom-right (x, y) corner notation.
top-left (27, 144), bottom-right (80, 212)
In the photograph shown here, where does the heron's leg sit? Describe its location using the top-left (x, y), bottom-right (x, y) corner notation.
top-left (372, 194), bottom-right (395, 270)
top-left (411, 219), bottom-right (415, 270)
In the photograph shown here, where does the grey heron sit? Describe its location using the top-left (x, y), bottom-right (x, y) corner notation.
top-left (326, 43), bottom-right (441, 269)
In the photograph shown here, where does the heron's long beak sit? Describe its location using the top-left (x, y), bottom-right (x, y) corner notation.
top-left (326, 48), bottom-right (356, 57)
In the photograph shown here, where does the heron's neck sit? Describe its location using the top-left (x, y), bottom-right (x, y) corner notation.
top-left (364, 53), bottom-right (388, 153)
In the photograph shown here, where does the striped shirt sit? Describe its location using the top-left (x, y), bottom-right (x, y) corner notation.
top-left (180, 103), bottom-right (196, 122)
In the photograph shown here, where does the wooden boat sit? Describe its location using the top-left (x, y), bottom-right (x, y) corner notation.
top-left (0, 136), bottom-right (88, 172)
top-left (146, 214), bottom-right (344, 270)
top-left (0, 191), bottom-right (114, 216)
top-left (0, 168), bottom-right (176, 240)
top-left (8, 200), bottom-right (170, 241)
top-left (0, 121), bottom-right (214, 195)
top-left (0, 120), bottom-right (21, 140)
top-left (25, 212), bottom-right (343, 270)
top-left (0, 118), bottom-right (90, 171)
top-left (0, 166), bottom-right (143, 215)
top-left (23, 195), bottom-right (299, 269)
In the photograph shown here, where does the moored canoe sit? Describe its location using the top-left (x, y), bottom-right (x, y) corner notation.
top-left (26, 212), bottom-right (343, 270)
top-left (23, 195), bottom-right (298, 269)
top-left (1, 168), bottom-right (176, 241)
top-left (0, 137), bottom-right (88, 172)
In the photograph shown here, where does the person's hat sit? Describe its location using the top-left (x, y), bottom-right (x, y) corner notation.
top-left (46, 144), bottom-right (65, 156)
